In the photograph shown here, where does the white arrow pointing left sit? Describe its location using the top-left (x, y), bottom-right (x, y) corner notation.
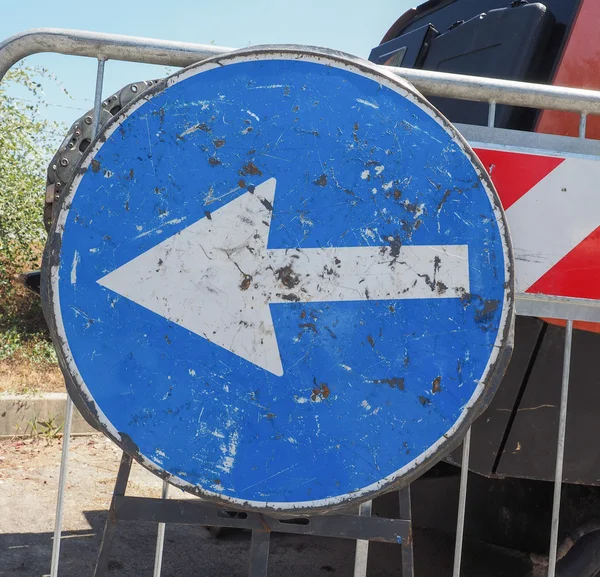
top-left (97, 178), bottom-right (470, 376)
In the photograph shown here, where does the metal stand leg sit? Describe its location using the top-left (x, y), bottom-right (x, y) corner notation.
top-left (399, 486), bottom-right (414, 577)
top-left (249, 529), bottom-right (270, 577)
top-left (354, 500), bottom-right (372, 577)
top-left (153, 480), bottom-right (169, 577)
top-left (93, 452), bottom-right (133, 577)
top-left (548, 320), bottom-right (574, 577)
top-left (453, 427), bottom-right (471, 577)
top-left (49, 396), bottom-right (74, 577)
top-left (90, 454), bottom-right (412, 576)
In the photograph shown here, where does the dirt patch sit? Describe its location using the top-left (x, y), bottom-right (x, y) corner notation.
top-left (0, 359), bottom-right (64, 394)
top-left (0, 436), bottom-right (165, 502)
top-left (0, 437), bottom-right (532, 577)
top-left (0, 436), bottom-right (357, 577)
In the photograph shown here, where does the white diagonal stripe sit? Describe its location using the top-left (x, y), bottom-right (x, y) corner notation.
top-left (506, 157), bottom-right (600, 292)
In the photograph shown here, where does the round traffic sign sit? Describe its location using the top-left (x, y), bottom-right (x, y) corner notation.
top-left (43, 47), bottom-right (514, 513)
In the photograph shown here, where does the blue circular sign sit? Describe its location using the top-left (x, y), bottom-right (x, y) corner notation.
top-left (44, 47), bottom-right (514, 513)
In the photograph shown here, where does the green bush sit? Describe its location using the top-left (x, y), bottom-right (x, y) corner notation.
top-left (0, 65), bottom-right (64, 362)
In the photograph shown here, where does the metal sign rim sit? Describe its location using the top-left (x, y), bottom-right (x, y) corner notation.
top-left (42, 44), bottom-right (515, 514)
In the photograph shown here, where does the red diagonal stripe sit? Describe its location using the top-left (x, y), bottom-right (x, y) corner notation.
top-left (474, 148), bottom-right (565, 210)
top-left (527, 225), bottom-right (600, 300)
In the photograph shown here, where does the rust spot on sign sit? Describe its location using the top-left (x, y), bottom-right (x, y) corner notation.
top-left (276, 265), bottom-right (300, 289)
top-left (311, 381), bottom-right (330, 401)
top-left (313, 174), bottom-right (327, 187)
top-left (299, 322), bottom-right (317, 333)
top-left (242, 162), bottom-right (262, 176)
top-left (475, 299), bottom-right (500, 323)
top-left (240, 274), bottom-right (252, 291)
top-left (386, 235), bottom-right (402, 258)
top-left (280, 293), bottom-right (300, 302)
top-left (260, 197), bottom-right (273, 211)
top-left (436, 189), bottom-right (451, 213)
top-left (373, 377), bottom-right (405, 390)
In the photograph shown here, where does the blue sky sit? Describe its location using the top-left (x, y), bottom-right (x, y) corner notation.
top-left (0, 0), bottom-right (413, 138)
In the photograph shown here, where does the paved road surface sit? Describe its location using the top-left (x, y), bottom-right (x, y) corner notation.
top-left (0, 436), bottom-right (533, 577)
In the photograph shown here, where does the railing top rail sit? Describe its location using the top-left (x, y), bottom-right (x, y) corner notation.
top-left (0, 28), bottom-right (233, 81)
top-left (3, 28), bottom-right (600, 116)
top-left (389, 66), bottom-right (600, 116)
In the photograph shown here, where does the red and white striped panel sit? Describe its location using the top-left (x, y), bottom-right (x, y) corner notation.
top-left (474, 147), bottom-right (600, 301)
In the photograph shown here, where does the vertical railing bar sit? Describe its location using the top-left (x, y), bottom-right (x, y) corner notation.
top-left (49, 397), bottom-right (74, 577)
top-left (399, 486), bottom-right (415, 577)
top-left (579, 113), bottom-right (588, 139)
top-left (488, 101), bottom-right (497, 128)
top-left (547, 319), bottom-right (574, 577)
top-left (353, 500), bottom-right (373, 577)
top-left (152, 480), bottom-right (169, 577)
top-left (92, 57), bottom-right (106, 138)
top-left (50, 56), bottom-right (106, 577)
top-left (453, 427), bottom-right (471, 577)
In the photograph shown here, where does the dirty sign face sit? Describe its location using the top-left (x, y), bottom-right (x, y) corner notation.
top-left (43, 47), bottom-right (514, 513)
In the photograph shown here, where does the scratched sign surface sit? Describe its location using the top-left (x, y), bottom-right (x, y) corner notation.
top-left (44, 48), bottom-right (514, 513)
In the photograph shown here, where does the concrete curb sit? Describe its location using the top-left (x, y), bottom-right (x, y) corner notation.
top-left (0, 393), bottom-right (97, 437)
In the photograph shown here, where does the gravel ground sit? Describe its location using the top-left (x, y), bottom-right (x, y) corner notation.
top-left (0, 435), bottom-right (532, 577)
top-left (0, 361), bottom-right (64, 395)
